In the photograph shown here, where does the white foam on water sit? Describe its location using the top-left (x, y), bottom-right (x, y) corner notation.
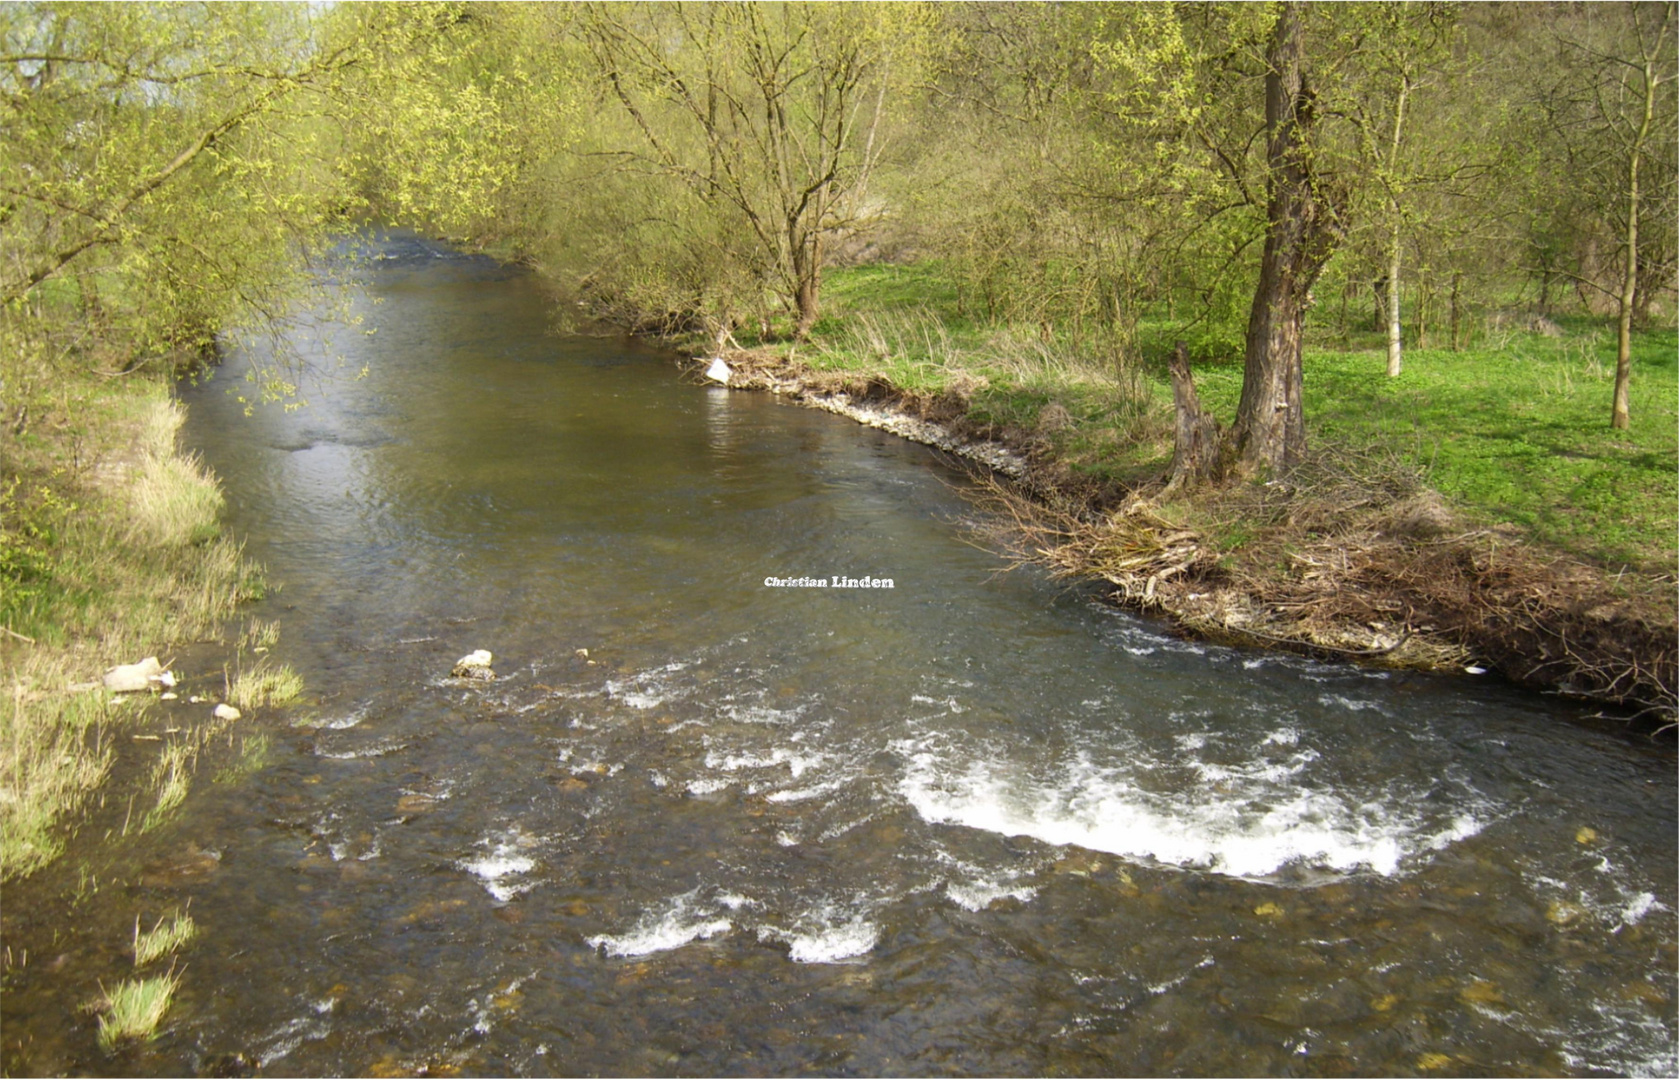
top-left (946, 875), bottom-right (1037, 912)
top-left (705, 745), bottom-right (827, 779)
top-left (317, 705), bottom-right (368, 730)
top-left (604, 660), bottom-right (695, 711)
top-left (1620, 892), bottom-right (1664, 926)
top-left (588, 889), bottom-right (733, 957)
top-left (460, 835), bottom-right (537, 902)
top-left (686, 777), bottom-right (734, 796)
top-left (316, 738), bottom-right (408, 760)
top-left (718, 703), bottom-right (806, 726)
top-left (1558, 1000), bottom-right (1679, 1078)
top-left (766, 777), bottom-right (850, 804)
top-left (1317, 694), bottom-right (1386, 713)
top-left (760, 908), bottom-right (879, 963)
top-left (899, 749), bottom-right (1484, 879)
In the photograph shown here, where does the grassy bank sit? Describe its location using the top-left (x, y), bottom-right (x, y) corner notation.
top-left (801, 263), bottom-right (1679, 575)
top-left (0, 370), bottom-right (268, 879)
top-left (690, 262), bottom-right (1677, 714)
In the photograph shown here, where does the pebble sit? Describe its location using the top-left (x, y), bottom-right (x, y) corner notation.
top-left (214, 703), bottom-right (242, 721)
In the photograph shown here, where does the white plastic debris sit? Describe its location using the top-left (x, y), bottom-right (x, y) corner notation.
top-left (103, 657), bottom-right (163, 693)
top-left (1465, 665), bottom-right (1488, 675)
top-left (703, 357), bottom-right (732, 385)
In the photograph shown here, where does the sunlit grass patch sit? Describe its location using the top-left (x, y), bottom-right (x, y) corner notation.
top-left (213, 732), bottom-right (270, 784)
top-left (816, 262), bottom-right (1678, 573)
top-left (229, 662), bottom-right (303, 711)
top-left (0, 681), bottom-right (113, 879)
top-left (133, 909), bottom-right (196, 966)
top-left (96, 969), bottom-right (181, 1049)
top-left (140, 742), bottom-right (192, 834)
top-left (241, 619), bottom-right (280, 651)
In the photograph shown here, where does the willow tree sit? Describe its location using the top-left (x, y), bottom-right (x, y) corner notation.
top-left (576, 1), bottom-right (930, 340)
top-left (327, 2), bottom-right (577, 248)
top-left (0, 1), bottom-right (361, 365)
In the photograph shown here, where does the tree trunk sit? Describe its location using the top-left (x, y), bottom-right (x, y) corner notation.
top-left (1449, 270), bottom-right (1463, 351)
top-left (1168, 342), bottom-right (1223, 489)
top-left (1385, 75), bottom-right (1409, 378)
top-left (791, 230), bottom-right (823, 340)
top-left (1229, 3), bottom-right (1341, 475)
top-left (1385, 228), bottom-right (1403, 376)
top-left (1612, 52), bottom-right (1657, 430)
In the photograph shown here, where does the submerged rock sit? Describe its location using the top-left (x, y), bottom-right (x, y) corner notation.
top-left (451, 649), bottom-right (496, 680)
top-left (103, 657), bottom-right (164, 692)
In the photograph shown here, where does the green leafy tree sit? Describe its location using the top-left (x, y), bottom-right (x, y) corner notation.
top-left (573, 1), bottom-right (932, 341)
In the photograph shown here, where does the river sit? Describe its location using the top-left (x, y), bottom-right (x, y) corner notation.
top-left (3, 232), bottom-right (1674, 1076)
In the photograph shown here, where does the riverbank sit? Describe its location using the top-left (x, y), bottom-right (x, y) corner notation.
top-left (674, 299), bottom-right (1677, 722)
top-left (0, 369), bottom-right (289, 880)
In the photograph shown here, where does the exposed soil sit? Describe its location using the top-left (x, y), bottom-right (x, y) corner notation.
top-left (701, 348), bottom-right (1678, 722)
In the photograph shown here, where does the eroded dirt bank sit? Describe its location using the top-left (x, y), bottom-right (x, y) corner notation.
top-left (698, 348), bottom-right (1677, 723)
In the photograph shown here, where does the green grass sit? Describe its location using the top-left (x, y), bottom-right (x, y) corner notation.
top-left (1183, 332), bottom-right (1677, 571)
top-left (96, 970), bottom-right (180, 1049)
top-left (212, 732), bottom-right (270, 785)
top-left (800, 263), bottom-right (1677, 573)
top-left (1, 367), bottom-right (266, 879)
top-left (0, 689), bottom-right (114, 878)
top-left (139, 742), bottom-right (193, 834)
top-left (228, 661), bottom-right (303, 711)
top-left (132, 909), bottom-right (196, 967)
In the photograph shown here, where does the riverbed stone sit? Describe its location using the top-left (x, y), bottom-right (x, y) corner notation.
top-left (214, 703), bottom-right (242, 721)
top-left (1546, 899), bottom-right (1589, 928)
top-left (451, 649), bottom-right (495, 679)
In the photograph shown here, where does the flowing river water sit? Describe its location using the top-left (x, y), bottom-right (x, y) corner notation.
top-left (4, 233), bottom-right (1676, 1076)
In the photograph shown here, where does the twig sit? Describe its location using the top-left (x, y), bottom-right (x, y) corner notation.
top-left (1, 626), bottom-right (36, 644)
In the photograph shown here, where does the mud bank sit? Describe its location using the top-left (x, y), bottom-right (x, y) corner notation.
top-left (695, 349), bottom-right (1678, 723)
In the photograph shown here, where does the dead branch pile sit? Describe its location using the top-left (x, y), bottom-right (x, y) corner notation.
top-left (966, 446), bottom-right (1676, 718)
